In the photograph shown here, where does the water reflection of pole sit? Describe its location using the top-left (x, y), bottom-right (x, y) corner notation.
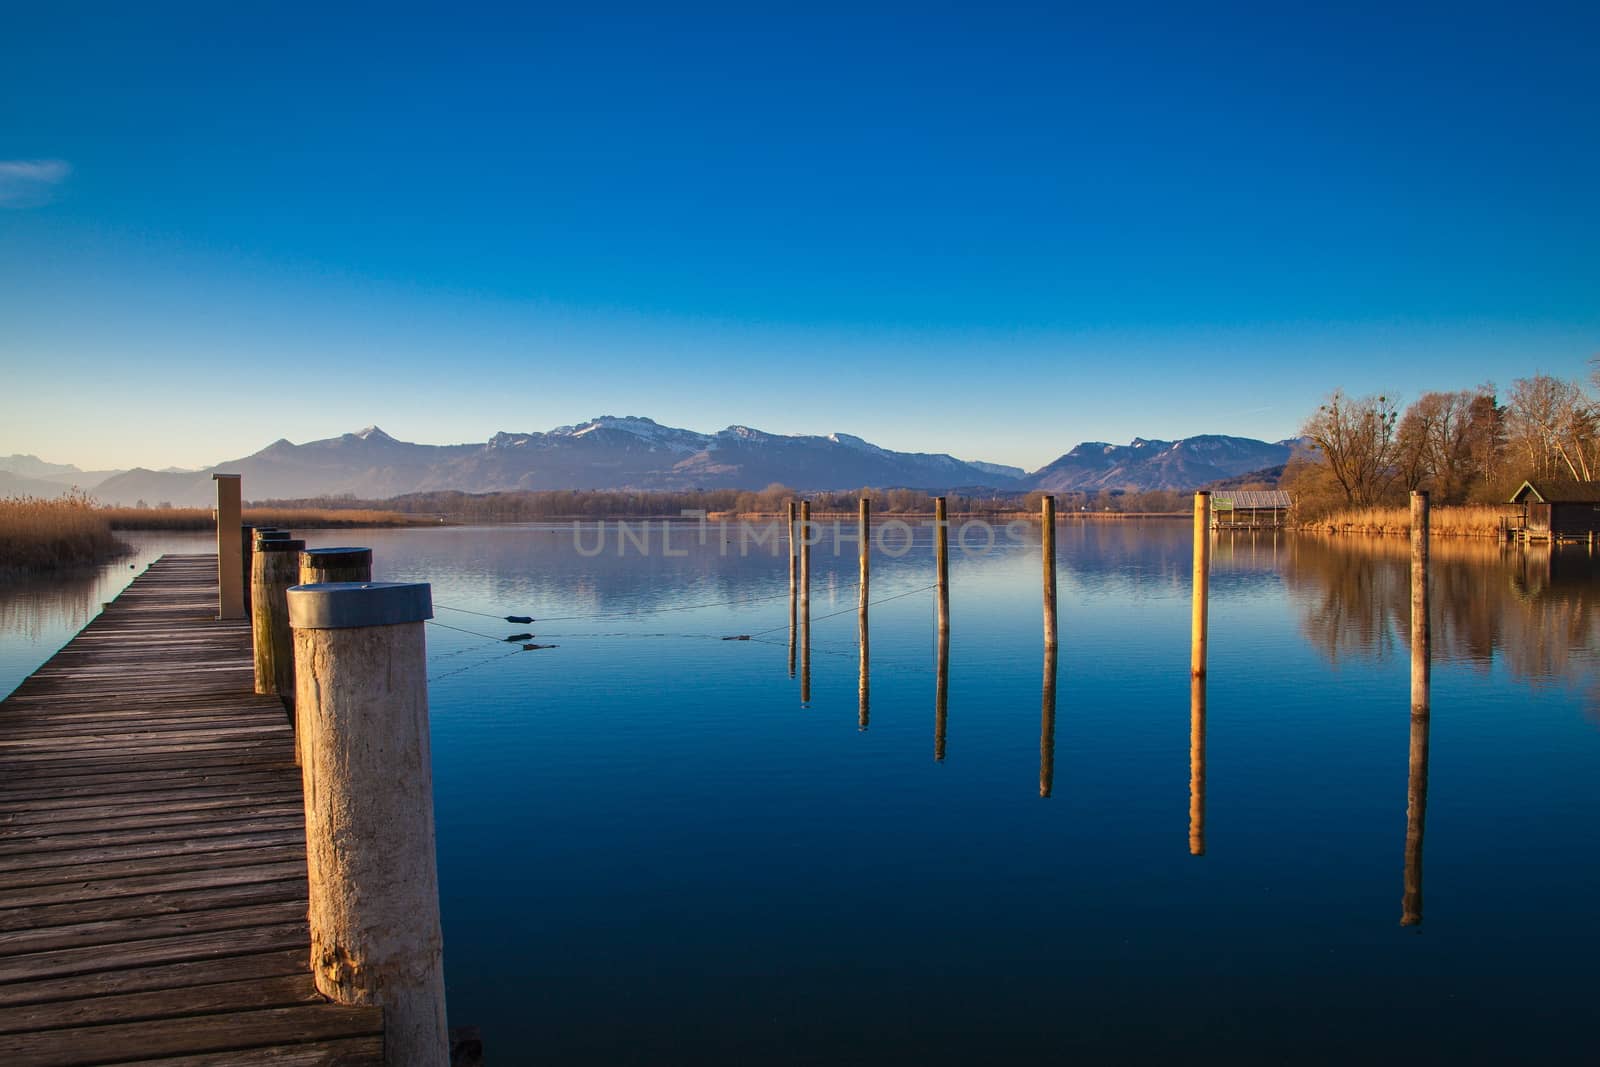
top-left (1040, 644), bottom-right (1058, 797)
top-left (935, 496), bottom-right (950, 638)
top-left (1403, 490), bottom-right (1431, 927)
top-left (935, 628), bottom-right (949, 761)
top-left (858, 497), bottom-right (870, 731)
top-left (1189, 673), bottom-right (1206, 855)
top-left (787, 500), bottom-right (797, 678)
top-left (1192, 491), bottom-right (1210, 677)
top-left (1042, 495), bottom-right (1058, 649)
top-left (800, 499), bottom-right (811, 706)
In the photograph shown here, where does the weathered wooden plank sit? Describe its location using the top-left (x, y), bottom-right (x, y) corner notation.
top-left (0, 949), bottom-right (306, 1009)
top-left (0, 859), bottom-right (307, 910)
top-left (0, 1003), bottom-right (383, 1066)
top-left (0, 973), bottom-right (321, 1035)
top-left (0, 922), bottom-right (311, 987)
top-left (0, 556), bottom-right (387, 1060)
top-left (0, 878), bottom-right (307, 935)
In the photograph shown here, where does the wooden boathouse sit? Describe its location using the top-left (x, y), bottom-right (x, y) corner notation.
top-left (1508, 480), bottom-right (1600, 543)
top-left (1210, 490), bottom-right (1291, 530)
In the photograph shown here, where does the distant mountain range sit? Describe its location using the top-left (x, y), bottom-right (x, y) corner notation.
top-left (11, 417), bottom-right (1297, 506)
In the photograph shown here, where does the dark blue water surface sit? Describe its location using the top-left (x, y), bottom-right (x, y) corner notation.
top-left (4, 521), bottom-right (1598, 1063)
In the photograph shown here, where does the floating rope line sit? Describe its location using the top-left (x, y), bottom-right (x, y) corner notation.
top-left (429, 645), bottom-right (540, 684)
top-left (531, 585), bottom-right (810, 622)
top-left (434, 603), bottom-right (536, 624)
top-left (747, 582), bottom-right (937, 639)
top-left (426, 618), bottom-right (531, 645)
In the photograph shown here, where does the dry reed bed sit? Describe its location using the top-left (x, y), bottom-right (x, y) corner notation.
top-left (1300, 504), bottom-right (1520, 538)
top-left (0, 494), bottom-right (126, 573)
top-left (104, 506), bottom-right (430, 530)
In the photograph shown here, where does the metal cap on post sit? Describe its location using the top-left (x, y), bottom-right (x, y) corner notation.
top-left (287, 582), bottom-right (447, 1066)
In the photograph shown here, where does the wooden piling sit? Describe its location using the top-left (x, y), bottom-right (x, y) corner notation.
top-left (1040, 644), bottom-right (1057, 798)
top-left (300, 546), bottom-right (374, 585)
top-left (251, 538), bottom-right (305, 706)
top-left (1191, 492), bottom-right (1210, 677)
top-left (800, 500), bottom-right (811, 705)
top-left (1042, 495), bottom-right (1057, 649)
top-left (1189, 673), bottom-right (1206, 856)
top-left (1403, 490), bottom-right (1431, 927)
top-left (287, 581), bottom-right (449, 1065)
top-left (935, 496), bottom-right (950, 637)
top-left (213, 474), bottom-right (244, 619)
top-left (1411, 492), bottom-right (1430, 716)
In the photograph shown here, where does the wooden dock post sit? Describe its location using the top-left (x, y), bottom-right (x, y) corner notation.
top-left (1042, 495), bottom-right (1057, 649)
top-left (300, 547), bottom-right (374, 585)
top-left (1403, 490), bottom-right (1431, 927)
top-left (287, 581), bottom-right (448, 1065)
top-left (213, 474), bottom-right (244, 619)
top-left (1192, 492), bottom-right (1210, 677)
top-left (252, 538), bottom-right (305, 707)
top-left (1189, 674), bottom-right (1206, 856)
top-left (858, 497), bottom-right (870, 731)
top-left (800, 500), bottom-right (811, 705)
top-left (788, 501), bottom-right (797, 678)
top-left (1040, 644), bottom-right (1057, 798)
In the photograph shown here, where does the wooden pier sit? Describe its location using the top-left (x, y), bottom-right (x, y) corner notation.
top-left (0, 555), bottom-right (383, 1065)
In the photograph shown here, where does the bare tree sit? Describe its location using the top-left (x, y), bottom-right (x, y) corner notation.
top-left (1505, 375), bottom-right (1595, 482)
top-left (1300, 390), bottom-right (1401, 506)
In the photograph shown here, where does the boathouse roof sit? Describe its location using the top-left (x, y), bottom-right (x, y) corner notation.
top-left (1212, 490), bottom-right (1291, 509)
top-left (1508, 480), bottom-right (1600, 504)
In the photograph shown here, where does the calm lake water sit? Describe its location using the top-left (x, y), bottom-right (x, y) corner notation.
top-left (4, 521), bottom-right (1598, 1063)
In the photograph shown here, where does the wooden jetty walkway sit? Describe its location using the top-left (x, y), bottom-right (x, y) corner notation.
top-left (0, 555), bottom-right (384, 1065)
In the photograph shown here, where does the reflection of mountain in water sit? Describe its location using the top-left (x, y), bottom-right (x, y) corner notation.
top-left (1280, 533), bottom-right (1600, 689)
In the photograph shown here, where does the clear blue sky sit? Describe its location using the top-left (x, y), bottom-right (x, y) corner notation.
top-left (2, 1), bottom-right (1596, 472)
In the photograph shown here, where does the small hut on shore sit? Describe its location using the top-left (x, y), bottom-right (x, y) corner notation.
top-left (1211, 490), bottom-right (1291, 529)
top-left (1508, 480), bottom-right (1600, 541)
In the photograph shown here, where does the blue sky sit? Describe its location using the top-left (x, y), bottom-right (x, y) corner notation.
top-left (2, 2), bottom-right (1596, 472)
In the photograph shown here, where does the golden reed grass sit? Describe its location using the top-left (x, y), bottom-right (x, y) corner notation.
top-left (1301, 503), bottom-right (1520, 538)
top-left (0, 492), bottom-right (125, 573)
top-left (101, 506), bottom-right (429, 530)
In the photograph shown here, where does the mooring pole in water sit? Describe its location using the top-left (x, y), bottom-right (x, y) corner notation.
top-left (1040, 643), bottom-right (1057, 798)
top-left (1191, 491), bottom-right (1211, 677)
top-left (935, 497), bottom-right (950, 637)
top-left (1403, 490), bottom-right (1431, 927)
top-left (787, 501), bottom-right (797, 678)
top-left (1042, 495), bottom-right (1058, 649)
top-left (286, 581), bottom-right (449, 1066)
top-left (213, 474), bottom-right (244, 620)
top-left (300, 547), bottom-right (373, 586)
top-left (858, 497), bottom-right (870, 731)
top-left (251, 538), bottom-right (305, 708)
top-left (800, 499), bottom-right (811, 705)
top-left (1189, 673), bottom-right (1206, 856)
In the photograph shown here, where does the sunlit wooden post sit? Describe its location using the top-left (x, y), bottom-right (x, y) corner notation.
top-left (300, 547), bottom-right (374, 585)
top-left (787, 501), bottom-right (797, 678)
top-left (1042, 495), bottom-right (1058, 648)
top-left (212, 474), bottom-right (244, 620)
top-left (935, 497), bottom-right (950, 637)
top-left (800, 500), bottom-right (811, 705)
top-left (858, 497), bottom-right (870, 731)
top-left (252, 538), bottom-right (304, 708)
top-left (1189, 674), bottom-right (1206, 856)
top-left (1192, 491), bottom-right (1210, 677)
top-left (1040, 644), bottom-right (1058, 798)
top-left (287, 581), bottom-right (448, 1065)
top-left (1403, 490), bottom-right (1431, 927)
